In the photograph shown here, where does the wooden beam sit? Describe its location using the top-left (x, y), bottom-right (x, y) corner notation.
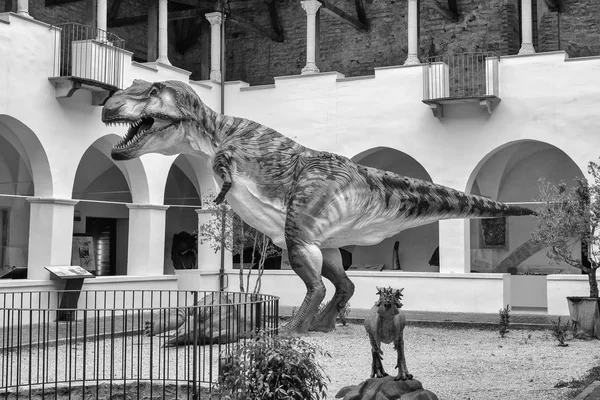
top-left (108, 9), bottom-right (208, 27)
top-left (319, 0), bottom-right (367, 31)
top-left (228, 13), bottom-right (282, 42)
top-left (45, 0), bottom-right (82, 5)
top-left (544, 0), bottom-right (560, 12)
top-left (424, 0), bottom-right (458, 22)
top-left (266, 0), bottom-right (284, 42)
top-left (355, 0), bottom-right (367, 26)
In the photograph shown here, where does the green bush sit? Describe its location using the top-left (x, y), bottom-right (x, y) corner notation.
top-left (218, 331), bottom-right (330, 400)
top-left (499, 304), bottom-right (510, 338)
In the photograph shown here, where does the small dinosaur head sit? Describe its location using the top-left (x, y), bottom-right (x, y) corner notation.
top-left (374, 286), bottom-right (404, 317)
top-left (102, 79), bottom-right (214, 160)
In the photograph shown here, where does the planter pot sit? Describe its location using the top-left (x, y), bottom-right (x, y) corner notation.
top-left (566, 297), bottom-right (600, 339)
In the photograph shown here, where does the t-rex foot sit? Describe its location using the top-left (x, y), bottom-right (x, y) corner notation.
top-left (308, 300), bottom-right (339, 332)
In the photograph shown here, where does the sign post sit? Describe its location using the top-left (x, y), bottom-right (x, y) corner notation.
top-left (45, 266), bottom-right (95, 321)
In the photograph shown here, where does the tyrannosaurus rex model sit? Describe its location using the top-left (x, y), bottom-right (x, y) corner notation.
top-left (102, 79), bottom-right (534, 334)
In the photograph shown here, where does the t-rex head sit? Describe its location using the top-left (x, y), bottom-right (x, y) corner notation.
top-left (102, 79), bottom-right (215, 161)
top-left (374, 286), bottom-right (404, 317)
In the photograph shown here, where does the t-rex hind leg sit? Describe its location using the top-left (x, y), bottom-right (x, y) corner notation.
top-left (309, 248), bottom-right (355, 332)
top-left (282, 242), bottom-right (326, 334)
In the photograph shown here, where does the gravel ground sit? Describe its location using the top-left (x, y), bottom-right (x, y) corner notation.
top-left (303, 322), bottom-right (600, 400)
top-left (2, 321), bottom-right (599, 399)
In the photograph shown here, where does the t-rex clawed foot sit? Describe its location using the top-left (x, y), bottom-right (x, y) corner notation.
top-left (394, 366), bottom-right (414, 381)
top-left (370, 351), bottom-right (388, 378)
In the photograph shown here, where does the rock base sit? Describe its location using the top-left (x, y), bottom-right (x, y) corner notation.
top-left (336, 377), bottom-right (439, 400)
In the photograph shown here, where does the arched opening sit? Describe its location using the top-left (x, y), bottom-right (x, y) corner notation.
top-left (163, 155), bottom-right (206, 274)
top-left (467, 140), bottom-right (584, 275)
top-left (0, 116), bottom-right (52, 278)
top-left (72, 135), bottom-right (147, 276)
top-left (350, 147), bottom-right (439, 271)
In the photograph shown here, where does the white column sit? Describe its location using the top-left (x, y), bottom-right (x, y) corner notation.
top-left (17, 0), bottom-right (32, 18)
top-left (301, 0), bottom-right (321, 75)
top-left (26, 198), bottom-right (78, 280)
top-left (438, 220), bottom-right (471, 274)
top-left (206, 12), bottom-right (224, 82)
top-left (518, 0), bottom-right (536, 55)
top-left (97, 0), bottom-right (107, 33)
top-left (156, 0), bottom-right (171, 65)
top-left (126, 204), bottom-right (169, 276)
top-left (404, 0), bottom-right (420, 65)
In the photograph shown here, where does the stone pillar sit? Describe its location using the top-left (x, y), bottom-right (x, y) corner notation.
top-left (404, 0), bottom-right (420, 65)
top-left (438, 220), bottom-right (470, 274)
top-left (26, 198), bottom-right (78, 280)
top-left (206, 12), bottom-right (224, 82)
top-left (196, 209), bottom-right (222, 272)
top-left (156, 0), bottom-right (171, 65)
top-left (126, 204), bottom-right (169, 276)
top-left (518, 0), bottom-right (536, 55)
top-left (300, 0), bottom-right (321, 75)
top-left (17, 0), bottom-right (31, 18)
top-left (95, 0), bottom-right (108, 41)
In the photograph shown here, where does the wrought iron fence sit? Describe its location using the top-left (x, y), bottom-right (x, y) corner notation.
top-left (423, 52), bottom-right (500, 100)
top-left (52, 23), bottom-right (126, 89)
top-left (0, 290), bottom-right (279, 399)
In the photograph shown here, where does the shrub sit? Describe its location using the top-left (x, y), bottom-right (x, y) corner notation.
top-left (218, 331), bottom-right (330, 400)
top-left (499, 304), bottom-right (510, 338)
top-left (552, 317), bottom-right (571, 347)
top-left (338, 302), bottom-right (351, 326)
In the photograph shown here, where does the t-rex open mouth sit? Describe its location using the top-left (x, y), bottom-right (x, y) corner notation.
top-left (105, 116), bottom-right (173, 150)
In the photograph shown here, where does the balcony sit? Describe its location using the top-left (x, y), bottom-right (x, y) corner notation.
top-left (422, 52), bottom-right (500, 118)
top-left (48, 23), bottom-right (127, 106)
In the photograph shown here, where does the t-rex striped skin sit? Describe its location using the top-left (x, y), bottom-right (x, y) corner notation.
top-left (102, 80), bottom-right (535, 334)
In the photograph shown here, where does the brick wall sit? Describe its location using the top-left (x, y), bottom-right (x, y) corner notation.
top-left (1, 0), bottom-right (600, 85)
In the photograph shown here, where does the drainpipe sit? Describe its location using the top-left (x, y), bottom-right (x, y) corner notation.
top-left (219, 1), bottom-right (227, 292)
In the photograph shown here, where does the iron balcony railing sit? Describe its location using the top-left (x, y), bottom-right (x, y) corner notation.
top-left (423, 52), bottom-right (500, 101)
top-left (51, 22), bottom-right (125, 90)
top-left (0, 290), bottom-right (279, 399)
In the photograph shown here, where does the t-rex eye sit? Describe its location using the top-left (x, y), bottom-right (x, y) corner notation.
top-left (149, 87), bottom-right (159, 96)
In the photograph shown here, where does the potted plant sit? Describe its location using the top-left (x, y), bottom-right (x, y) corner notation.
top-left (531, 160), bottom-right (600, 339)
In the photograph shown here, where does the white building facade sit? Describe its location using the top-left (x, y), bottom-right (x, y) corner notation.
top-left (1, 3), bottom-right (599, 318)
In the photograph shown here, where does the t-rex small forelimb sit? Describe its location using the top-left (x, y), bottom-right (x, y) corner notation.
top-left (364, 287), bottom-right (413, 381)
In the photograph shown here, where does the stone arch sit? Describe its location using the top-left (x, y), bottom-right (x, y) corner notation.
top-left (163, 154), bottom-right (215, 274)
top-left (0, 115), bottom-right (53, 197)
top-left (71, 134), bottom-right (150, 276)
top-left (0, 115), bottom-right (52, 273)
top-left (467, 139), bottom-right (584, 274)
top-left (350, 147), bottom-right (439, 272)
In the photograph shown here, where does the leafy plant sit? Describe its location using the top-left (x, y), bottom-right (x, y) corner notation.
top-left (499, 304), bottom-right (510, 338)
top-left (531, 161), bottom-right (600, 298)
top-left (552, 317), bottom-right (570, 347)
top-left (195, 193), bottom-right (282, 294)
top-left (218, 331), bottom-right (330, 400)
top-left (338, 302), bottom-right (351, 326)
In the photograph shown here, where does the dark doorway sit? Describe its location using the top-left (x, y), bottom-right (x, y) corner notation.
top-left (86, 217), bottom-right (117, 276)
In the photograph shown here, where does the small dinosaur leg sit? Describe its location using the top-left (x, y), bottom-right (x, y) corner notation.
top-left (394, 336), bottom-right (413, 381)
top-left (282, 242), bottom-right (326, 334)
top-left (309, 248), bottom-right (355, 332)
top-left (367, 332), bottom-right (387, 378)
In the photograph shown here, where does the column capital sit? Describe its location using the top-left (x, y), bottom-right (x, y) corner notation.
top-left (206, 11), bottom-right (225, 25)
top-left (301, 0), bottom-right (322, 15)
top-left (27, 197), bottom-right (79, 206)
top-left (126, 203), bottom-right (170, 211)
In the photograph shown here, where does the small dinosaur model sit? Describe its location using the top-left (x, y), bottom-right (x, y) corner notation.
top-left (365, 286), bottom-right (412, 381)
top-left (144, 292), bottom-right (250, 346)
top-left (102, 79), bottom-right (535, 334)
